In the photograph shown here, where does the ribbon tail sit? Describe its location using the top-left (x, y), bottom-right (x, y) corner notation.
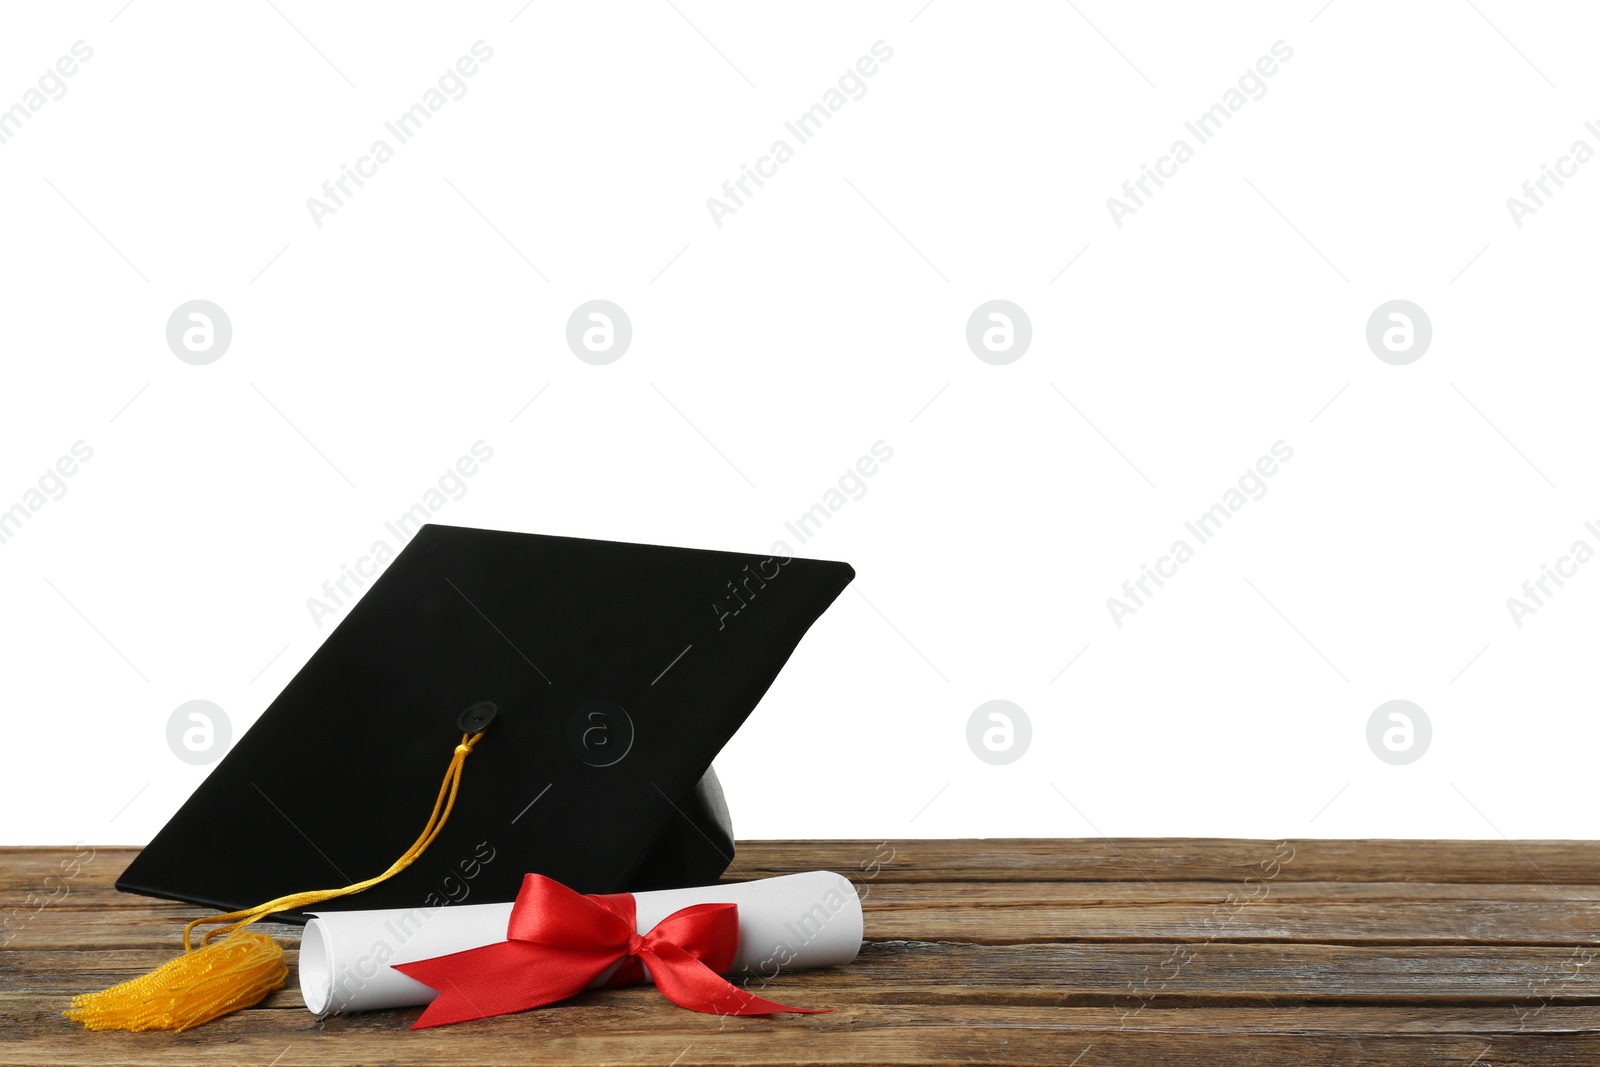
top-left (641, 942), bottom-right (830, 1017)
top-left (394, 942), bottom-right (620, 1028)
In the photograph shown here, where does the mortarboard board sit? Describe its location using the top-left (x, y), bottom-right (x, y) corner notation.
top-left (117, 524), bottom-right (855, 920)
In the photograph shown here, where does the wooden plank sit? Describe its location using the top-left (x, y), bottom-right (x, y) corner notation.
top-left (9, 838), bottom-right (1600, 886)
top-left (8, 842), bottom-right (1600, 1065)
top-left (3, 1009), bottom-right (1596, 1067)
top-left (724, 839), bottom-right (1600, 884)
top-left (10, 940), bottom-right (1600, 1004)
top-left (14, 1000), bottom-right (1600, 1033)
top-left (24, 878), bottom-right (1600, 909)
top-left (12, 892), bottom-right (1600, 948)
top-left (873, 881), bottom-right (1600, 903)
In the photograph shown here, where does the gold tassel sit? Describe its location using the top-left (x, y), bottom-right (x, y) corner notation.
top-left (66, 730), bottom-right (485, 1033)
top-left (65, 930), bottom-right (287, 1032)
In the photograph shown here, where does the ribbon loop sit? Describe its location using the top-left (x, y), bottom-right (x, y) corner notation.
top-left (393, 874), bottom-right (828, 1028)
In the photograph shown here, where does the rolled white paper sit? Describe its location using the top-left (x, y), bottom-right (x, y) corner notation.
top-left (299, 871), bottom-right (863, 1014)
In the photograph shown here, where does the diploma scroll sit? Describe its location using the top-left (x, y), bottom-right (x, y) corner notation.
top-left (299, 870), bottom-right (862, 1014)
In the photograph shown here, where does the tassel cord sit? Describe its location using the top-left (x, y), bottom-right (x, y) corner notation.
top-left (65, 729), bottom-right (484, 1032)
top-left (184, 730), bottom-right (483, 950)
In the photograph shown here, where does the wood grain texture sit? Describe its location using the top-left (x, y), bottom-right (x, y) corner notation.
top-left (4, 840), bottom-right (1599, 1065)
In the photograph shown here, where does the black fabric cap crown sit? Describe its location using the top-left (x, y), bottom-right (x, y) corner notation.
top-left (117, 525), bottom-right (854, 919)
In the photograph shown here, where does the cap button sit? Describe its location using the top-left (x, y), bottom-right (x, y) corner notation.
top-left (457, 700), bottom-right (498, 733)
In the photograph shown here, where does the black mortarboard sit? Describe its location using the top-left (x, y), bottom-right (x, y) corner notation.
top-left (118, 525), bottom-right (854, 919)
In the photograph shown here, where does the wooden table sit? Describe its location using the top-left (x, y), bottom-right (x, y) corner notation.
top-left (6, 840), bottom-right (1600, 1065)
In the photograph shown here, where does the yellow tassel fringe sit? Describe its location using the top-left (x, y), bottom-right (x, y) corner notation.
top-left (65, 930), bottom-right (287, 1032)
top-left (66, 730), bottom-right (484, 1033)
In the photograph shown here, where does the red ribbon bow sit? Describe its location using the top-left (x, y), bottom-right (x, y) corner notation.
top-left (392, 873), bottom-right (828, 1028)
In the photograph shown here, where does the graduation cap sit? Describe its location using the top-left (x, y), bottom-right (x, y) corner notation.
top-left (117, 524), bottom-right (855, 920)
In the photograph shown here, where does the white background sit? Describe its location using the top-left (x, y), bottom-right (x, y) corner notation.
top-left (2, 1), bottom-right (1596, 848)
